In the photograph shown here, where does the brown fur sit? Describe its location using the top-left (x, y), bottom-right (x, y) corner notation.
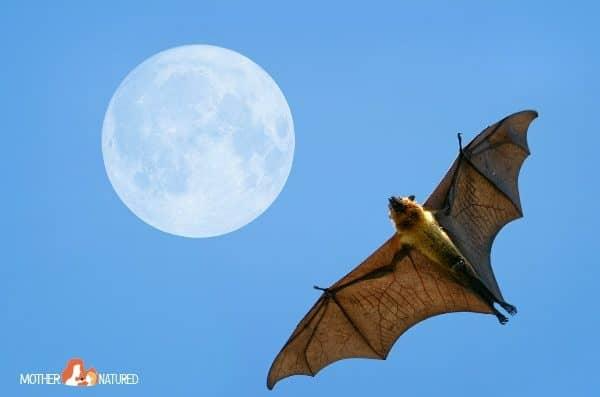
top-left (389, 196), bottom-right (463, 270)
top-left (389, 197), bottom-right (423, 231)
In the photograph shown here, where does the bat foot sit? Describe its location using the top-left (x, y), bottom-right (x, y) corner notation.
top-left (494, 311), bottom-right (509, 325)
top-left (499, 302), bottom-right (518, 316)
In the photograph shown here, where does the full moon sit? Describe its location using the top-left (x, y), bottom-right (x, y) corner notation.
top-left (102, 45), bottom-right (295, 238)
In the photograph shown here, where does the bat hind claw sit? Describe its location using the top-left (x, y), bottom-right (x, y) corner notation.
top-left (493, 309), bottom-right (509, 325)
top-left (499, 301), bottom-right (518, 316)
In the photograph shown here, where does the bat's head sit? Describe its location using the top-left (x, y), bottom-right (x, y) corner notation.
top-left (388, 195), bottom-right (415, 213)
top-left (388, 195), bottom-right (421, 230)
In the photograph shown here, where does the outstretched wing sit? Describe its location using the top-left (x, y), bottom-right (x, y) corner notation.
top-left (424, 110), bottom-right (538, 302)
top-left (267, 235), bottom-right (492, 389)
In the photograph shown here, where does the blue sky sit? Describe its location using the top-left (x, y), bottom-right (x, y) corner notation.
top-left (1, 1), bottom-right (598, 396)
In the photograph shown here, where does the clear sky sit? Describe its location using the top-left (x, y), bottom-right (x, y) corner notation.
top-left (1, 1), bottom-right (597, 396)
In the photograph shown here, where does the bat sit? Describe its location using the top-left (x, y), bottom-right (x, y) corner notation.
top-left (267, 110), bottom-right (538, 389)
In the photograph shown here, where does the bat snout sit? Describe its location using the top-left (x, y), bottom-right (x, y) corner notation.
top-left (388, 196), bottom-right (405, 212)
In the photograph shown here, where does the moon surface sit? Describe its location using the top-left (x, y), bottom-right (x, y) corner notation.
top-left (102, 45), bottom-right (295, 238)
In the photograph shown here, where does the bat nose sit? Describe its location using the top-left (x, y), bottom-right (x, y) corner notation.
top-left (388, 196), bottom-right (404, 212)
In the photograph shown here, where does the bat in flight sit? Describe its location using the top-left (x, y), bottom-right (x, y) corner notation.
top-left (267, 110), bottom-right (538, 390)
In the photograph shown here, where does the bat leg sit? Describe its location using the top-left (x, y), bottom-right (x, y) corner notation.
top-left (456, 264), bottom-right (513, 325)
top-left (491, 307), bottom-right (509, 325)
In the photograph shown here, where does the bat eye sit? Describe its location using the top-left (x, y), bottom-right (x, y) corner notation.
top-left (408, 195), bottom-right (415, 201)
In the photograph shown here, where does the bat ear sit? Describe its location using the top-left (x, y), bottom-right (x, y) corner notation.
top-left (408, 195), bottom-right (415, 201)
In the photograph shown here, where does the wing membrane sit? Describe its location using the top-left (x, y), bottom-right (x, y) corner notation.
top-left (425, 110), bottom-right (538, 301)
top-left (267, 239), bottom-right (491, 389)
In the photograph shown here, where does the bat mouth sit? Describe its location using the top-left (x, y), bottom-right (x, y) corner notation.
top-left (388, 196), bottom-right (405, 213)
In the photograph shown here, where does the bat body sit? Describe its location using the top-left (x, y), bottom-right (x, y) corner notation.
top-left (267, 110), bottom-right (538, 389)
top-left (390, 196), bottom-right (463, 271)
top-left (389, 195), bottom-right (515, 323)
